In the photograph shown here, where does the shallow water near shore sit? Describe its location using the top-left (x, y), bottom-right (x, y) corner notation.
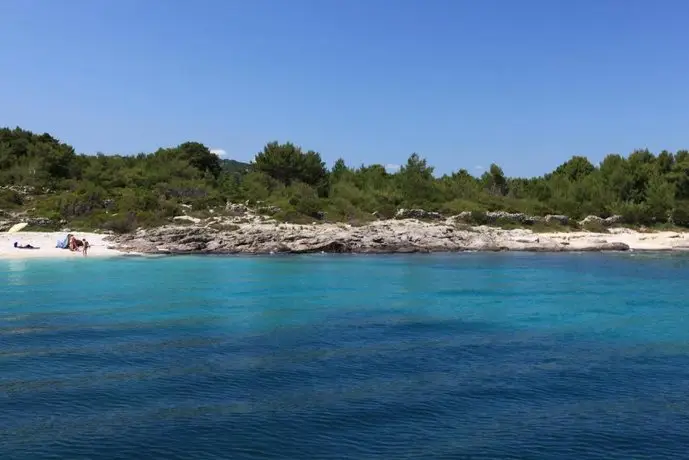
top-left (2, 253), bottom-right (689, 459)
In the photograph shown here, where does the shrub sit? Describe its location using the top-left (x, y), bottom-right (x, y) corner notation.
top-left (274, 210), bottom-right (316, 224)
top-left (469, 210), bottom-right (489, 225)
top-left (615, 201), bottom-right (650, 226)
top-left (671, 201), bottom-right (689, 228)
top-left (0, 189), bottom-right (23, 208)
top-left (581, 221), bottom-right (608, 233)
top-left (103, 212), bottom-right (137, 234)
top-left (284, 182), bottom-right (322, 218)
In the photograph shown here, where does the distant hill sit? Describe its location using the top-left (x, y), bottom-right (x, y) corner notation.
top-left (221, 158), bottom-right (251, 174)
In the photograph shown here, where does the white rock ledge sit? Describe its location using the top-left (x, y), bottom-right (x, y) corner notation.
top-left (105, 219), bottom-right (689, 255)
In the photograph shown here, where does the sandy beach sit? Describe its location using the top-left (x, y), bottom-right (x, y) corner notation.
top-left (0, 231), bottom-right (123, 259)
top-left (539, 228), bottom-right (689, 252)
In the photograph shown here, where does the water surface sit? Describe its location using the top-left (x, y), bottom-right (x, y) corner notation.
top-left (2, 253), bottom-right (689, 459)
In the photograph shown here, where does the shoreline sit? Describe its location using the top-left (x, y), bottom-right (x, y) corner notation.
top-left (3, 245), bottom-right (688, 262)
top-left (0, 232), bottom-right (124, 260)
top-left (4, 218), bottom-right (689, 260)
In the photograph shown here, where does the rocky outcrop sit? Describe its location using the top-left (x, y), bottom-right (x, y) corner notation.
top-left (579, 215), bottom-right (623, 227)
top-left (172, 216), bottom-right (201, 224)
top-left (486, 211), bottom-right (537, 224)
top-left (226, 201), bottom-right (281, 216)
top-left (106, 218), bottom-right (632, 255)
top-left (0, 201), bottom-right (661, 254)
top-left (225, 203), bottom-right (250, 214)
top-left (0, 185), bottom-right (37, 195)
top-left (450, 211), bottom-right (547, 225)
top-left (545, 214), bottom-right (569, 225)
top-left (584, 242), bottom-right (630, 251)
top-left (257, 205), bottom-right (281, 216)
top-left (395, 208), bottom-right (443, 220)
top-left (0, 216), bottom-right (58, 231)
top-left (604, 215), bottom-right (623, 225)
top-left (393, 208), bottom-right (626, 229)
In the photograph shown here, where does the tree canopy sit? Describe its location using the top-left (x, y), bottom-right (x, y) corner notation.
top-left (2, 126), bottom-right (689, 231)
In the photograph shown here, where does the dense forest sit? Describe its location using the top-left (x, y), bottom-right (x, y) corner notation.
top-left (1, 126), bottom-right (689, 231)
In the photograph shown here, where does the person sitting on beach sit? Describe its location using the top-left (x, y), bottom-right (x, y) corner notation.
top-left (14, 242), bottom-right (39, 250)
top-left (68, 234), bottom-right (77, 251)
top-left (68, 235), bottom-right (86, 252)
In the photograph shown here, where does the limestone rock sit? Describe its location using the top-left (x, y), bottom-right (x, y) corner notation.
top-left (395, 208), bottom-right (443, 220)
top-left (106, 218), bottom-right (634, 255)
top-left (545, 214), bottom-right (569, 225)
top-left (172, 216), bottom-right (201, 224)
top-left (579, 215), bottom-right (605, 226)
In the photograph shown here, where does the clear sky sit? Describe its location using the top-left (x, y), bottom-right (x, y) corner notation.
top-left (2, 0), bottom-right (688, 177)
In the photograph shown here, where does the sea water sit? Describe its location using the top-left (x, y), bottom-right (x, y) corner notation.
top-left (1, 253), bottom-right (689, 459)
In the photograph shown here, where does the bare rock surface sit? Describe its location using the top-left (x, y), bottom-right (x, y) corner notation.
top-left (106, 217), bottom-right (642, 255)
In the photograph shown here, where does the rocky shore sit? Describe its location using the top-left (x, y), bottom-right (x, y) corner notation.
top-left (104, 207), bottom-right (689, 255)
top-left (5, 203), bottom-right (689, 256)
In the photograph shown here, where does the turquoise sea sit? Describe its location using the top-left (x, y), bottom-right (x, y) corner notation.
top-left (2, 253), bottom-right (689, 459)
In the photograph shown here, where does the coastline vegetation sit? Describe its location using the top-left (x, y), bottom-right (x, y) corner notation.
top-left (2, 126), bottom-right (689, 232)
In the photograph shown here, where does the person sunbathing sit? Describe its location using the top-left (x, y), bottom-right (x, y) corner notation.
top-left (14, 242), bottom-right (39, 249)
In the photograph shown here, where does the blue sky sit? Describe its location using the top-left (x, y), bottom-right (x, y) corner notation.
top-left (1, 0), bottom-right (688, 177)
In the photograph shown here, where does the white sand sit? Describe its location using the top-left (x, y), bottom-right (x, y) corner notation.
top-left (539, 229), bottom-right (689, 251)
top-left (0, 231), bottom-right (123, 259)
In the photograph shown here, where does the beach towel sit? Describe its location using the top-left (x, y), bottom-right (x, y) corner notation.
top-left (56, 236), bottom-right (69, 249)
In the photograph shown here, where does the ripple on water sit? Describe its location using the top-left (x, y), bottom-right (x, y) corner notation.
top-left (2, 254), bottom-right (689, 459)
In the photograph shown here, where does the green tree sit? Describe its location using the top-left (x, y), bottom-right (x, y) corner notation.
top-left (398, 153), bottom-right (437, 206)
top-left (599, 154), bottom-right (633, 202)
top-left (176, 142), bottom-right (222, 178)
top-left (656, 150), bottom-right (674, 174)
top-left (481, 163), bottom-right (508, 196)
top-left (668, 153), bottom-right (689, 200)
top-left (253, 141), bottom-right (329, 195)
top-left (645, 173), bottom-right (675, 222)
top-left (331, 158), bottom-right (349, 182)
top-left (553, 156), bottom-right (595, 182)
